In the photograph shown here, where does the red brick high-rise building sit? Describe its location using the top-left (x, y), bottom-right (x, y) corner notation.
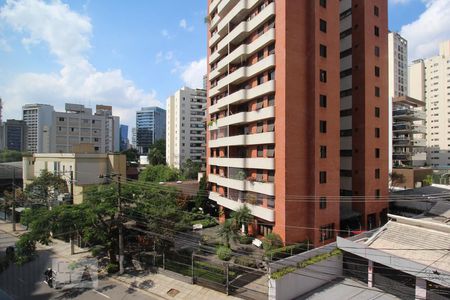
top-left (206, 0), bottom-right (388, 246)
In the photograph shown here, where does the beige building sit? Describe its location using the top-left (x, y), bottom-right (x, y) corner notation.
top-left (409, 41), bottom-right (450, 168)
top-left (166, 87), bottom-right (206, 169)
top-left (23, 145), bottom-right (126, 204)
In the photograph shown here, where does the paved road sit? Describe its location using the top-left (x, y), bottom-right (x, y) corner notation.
top-left (0, 231), bottom-right (158, 300)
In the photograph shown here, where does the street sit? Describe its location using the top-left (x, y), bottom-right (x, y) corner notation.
top-left (0, 230), bottom-right (159, 300)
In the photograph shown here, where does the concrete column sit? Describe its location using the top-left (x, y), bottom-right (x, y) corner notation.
top-left (415, 277), bottom-right (427, 300)
top-left (368, 260), bottom-right (374, 288)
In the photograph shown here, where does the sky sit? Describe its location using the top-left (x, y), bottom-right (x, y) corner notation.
top-left (0, 0), bottom-right (449, 132)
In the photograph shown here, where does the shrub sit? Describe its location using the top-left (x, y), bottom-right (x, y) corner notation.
top-left (234, 255), bottom-right (257, 268)
top-left (15, 234), bottom-right (36, 265)
top-left (191, 218), bottom-right (218, 228)
top-left (106, 263), bottom-right (119, 274)
top-left (265, 241), bottom-right (310, 260)
top-left (216, 246), bottom-right (232, 261)
top-left (262, 233), bottom-right (283, 253)
top-left (238, 235), bottom-right (253, 245)
top-left (90, 245), bottom-right (106, 257)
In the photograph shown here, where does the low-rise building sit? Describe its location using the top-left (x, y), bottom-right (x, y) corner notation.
top-left (23, 145), bottom-right (126, 204)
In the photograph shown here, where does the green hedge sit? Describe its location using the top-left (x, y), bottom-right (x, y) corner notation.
top-left (216, 246), bottom-right (232, 261)
top-left (265, 241), bottom-right (310, 260)
top-left (238, 235), bottom-right (253, 245)
top-left (191, 218), bottom-right (218, 228)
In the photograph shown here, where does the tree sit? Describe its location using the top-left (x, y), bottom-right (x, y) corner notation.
top-left (25, 170), bottom-right (68, 206)
top-left (423, 175), bottom-right (433, 186)
top-left (148, 139), bottom-right (166, 165)
top-left (195, 175), bottom-right (208, 210)
top-left (0, 150), bottom-right (23, 163)
top-left (262, 233), bottom-right (283, 254)
top-left (181, 159), bottom-right (201, 180)
top-left (389, 172), bottom-right (406, 191)
top-left (218, 219), bottom-right (238, 248)
top-left (139, 165), bottom-right (181, 182)
top-left (121, 148), bottom-right (139, 162)
top-left (230, 205), bottom-right (253, 235)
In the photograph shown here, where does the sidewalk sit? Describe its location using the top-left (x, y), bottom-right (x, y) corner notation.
top-left (0, 220), bottom-right (242, 300)
top-left (112, 271), bottom-right (241, 300)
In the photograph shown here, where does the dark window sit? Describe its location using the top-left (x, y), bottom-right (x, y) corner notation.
top-left (268, 170), bottom-right (275, 182)
top-left (256, 98), bottom-right (264, 110)
top-left (267, 120), bottom-right (275, 132)
top-left (59, 117), bottom-right (65, 122)
top-left (257, 145), bottom-right (264, 157)
top-left (320, 145), bottom-right (327, 158)
top-left (320, 44), bottom-right (327, 58)
top-left (375, 128), bottom-right (380, 138)
top-left (375, 86), bottom-right (380, 97)
top-left (320, 223), bottom-right (335, 240)
top-left (320, 0), bottom-right (326, 8)
top-left (375, 168), bottom-right (380, 179)
top-left (257, 74), bottom-right (265, 85)
top-left (319, 171), bottom-right (327, 184)
top-left (374, 5), bottom-right (379, 16)
top-left (268, 69), bottom-right (275, 81)
top-left (257, 121), bottom-right (264, 133)
top-left (320, 120), bottom-right (327, 133)
top-left (374, 26), bottom-right (380, 37)
top-left (340, 170), bottom-right (352, 177)
top-left (257, 50), bottom-right (264, 61)
top-left (340, 109), bottom-right (352, 117)
top-left (268, 94), bottom-right (275, 106)
top-left (320, 197), bottom-right (327, 209)
top-left (340, 48), bottom-right (352, 58)
top-left (375, 148), bottom-right (380, 158)
top-left (340, 68), bottom-right (352, 78)
top-left (320, 95), bottom-right (327, 108)
top-left (375, 107), bottom-right (380, 117)
top-left (340, 129), bottom-right (352, 137)
top-left (375, 189), bottom-right (381, 199)
top-left (268, 43), bottom-right (275, 55)
top-left (267, 145), bottom-right (275, 158)
top-left (375, 46), bottom-right (380, 57)
top-left (375, 66), bottom-right (380, 77)
top-left (320, 19), bottom-right (327, 33)
top-left (341, 150), bottom-right (352, 157)
top-left (340, 89), bottom-right (352, 97)
top-left (320, 69), bottom-right (327, 82)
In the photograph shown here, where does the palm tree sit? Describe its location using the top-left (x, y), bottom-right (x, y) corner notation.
top-left (217, 219), bottom-right (236, 248)
top-left (231, 205), bottom-right (253, 235)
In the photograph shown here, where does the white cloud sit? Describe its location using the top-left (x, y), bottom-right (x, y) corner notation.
top-left (161, 29), bottom-right (173, 39)
top-left (179, 19), bottom-right (194, 32)
top-left (180, 57), bottom-right (206, 89)
top-left (400, 0), bottom-right (450, 61)
top-left (0, 0), bottom-right (162, 126)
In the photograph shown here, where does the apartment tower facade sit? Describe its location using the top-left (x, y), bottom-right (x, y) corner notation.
top-left (206, 0), bottom-right (388, 245)
top-left (166, 87), bottom-right (207, 169)
top-left (136, 107), bottom-right (166, 154)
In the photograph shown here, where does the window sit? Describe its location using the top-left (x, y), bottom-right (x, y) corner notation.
top-left (373, 48), bottom-right (381, 60)
top-left (320, 95), bottom-right (327, 108)
top-left (320, 197), bottom-right (327, 209)
top-left (375, 168), bottom-right (380, 179)
top-left (268, 44), bottom-right (275, 55)
top-left (268, 69), bottom-right (275, 81)
top-left (257, 74), bottom-right (265, 85)
top-left (320, 44), bottom-right (327, 58)
top-left (375, 148), bottom-right (380, 158)
top-left (375, 128), bottom-right (380, 138)
top-left (320, 0), bottom-right (326, 8)
top-left (267, 145), bottom-right (275, 158)
top-left (256, 98), bottom-right (264, 110)
top-left (319, 171), bottom-right (327, 184)
top-left (320, 19), bottom-right (327, 33)
top-left (59, 117), bottom-right (65, 122)
top-left (374, 5), bottom-right (379, 16)
top-left (374, 26), bottom-right (379, 37)
top-left (257, 122), bottom-right (264, 133)
top-left (320, 223), bottom-right (335, 240)
top-left (267, 120), bottom-right (275, 132)
top-left (268, 95), bottom-right (275, 106)
top-left (375, 86), bottom-right (380, 97)
top-left (375, 107), bottom-right (380, 117)
top-left (320, 120), bottom-right (327, 133)
top-left (320, 69), bottom-right (327, 82)
top-left (257, 50), bottom-right (264, 61)
top-left (257, 145), bottom-right (264, 157)
top-left (375, 66), bottom-right (380, 77)
top-left (320, 146), bottom-right (327, 158)
top-left (375, 189), bottom-right (381, 199)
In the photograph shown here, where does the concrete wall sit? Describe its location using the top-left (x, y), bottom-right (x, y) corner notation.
top-left (268, 243), bottom-right (343, 300)
top-left (392, 168), bottom-right (433, 189)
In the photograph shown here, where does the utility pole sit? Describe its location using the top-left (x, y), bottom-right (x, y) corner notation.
top-left (117, 174), bottom-right (124, 275)
top-left (70, 170), bottom-right (74, 205)
top-left (69, 170), bottom-right (75, 255)
top-left (12, 167), bottom-right (16, 232)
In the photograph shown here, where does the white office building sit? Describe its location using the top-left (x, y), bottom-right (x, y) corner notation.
top-left (22, 104), bottom-right (54, 153)
top-left (166, 87), bottom-right (206, 169)
top-left (409, 41), bottom-right (450, 168)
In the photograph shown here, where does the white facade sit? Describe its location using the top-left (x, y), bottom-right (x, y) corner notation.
top-left (409, 41), bottom-right (450, 168)
top-left (23, 103), bottom-right (120, 154)
top-left (22, 104), bottom-right (54, 153)
top-left (166, 87), bottom-right (206, 169)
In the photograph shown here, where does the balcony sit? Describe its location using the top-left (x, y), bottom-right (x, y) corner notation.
top-left (209, 174), bottom-right (275, 196)
top-left (209, 131), bottom-right (275, 148)
top-left (393, 109), bottom-right (426, 121)
top-left (392, 123), bottom-right (426, 134)
top-left (210, 80), bottom-right (275, 114)
top-left (216, 2), bottom-right (275, 54)
top-left (209, 191), bottom-right (274, 222)
top-left (209, 32), bottom-right (221, 48)
top-left (218, 0), bottom-right (239, 17)
top-left (210, 14), bottom-right (221, 30)
top-left (393, 138), bottom-right (426, 147)
top-left (210, 54), bottom-right (275, 97)
top-left (209, 0), bottom-right (221, 14)
top-left (217, 0), bottom-right (260, 36)
top-left (210, 28), bottom-right (275, 81)
top-left (208, 157), bottom-right (274, 170)
top-left (209, 106), bottom-right (275, 130)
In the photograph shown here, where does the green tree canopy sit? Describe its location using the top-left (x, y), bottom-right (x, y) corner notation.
top-left (0, 150), bottom-right (23, 163)
top-left (25, 170), bottom-right (68, 205)
top-left (139, 165), bottom-right (181, 182)
top-left (121, 148), bottom-right (139, 162)
top-left (181, 159), bottom-right (202, 180)
top-left (148, 139), bottom-right (166, 165)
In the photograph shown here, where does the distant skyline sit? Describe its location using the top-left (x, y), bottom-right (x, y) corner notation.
top-left (0, 0), bottom-right (449, 129)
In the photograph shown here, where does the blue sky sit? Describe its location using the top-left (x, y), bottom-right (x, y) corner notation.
top-left (0, 0), bottom-right (449, 130)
